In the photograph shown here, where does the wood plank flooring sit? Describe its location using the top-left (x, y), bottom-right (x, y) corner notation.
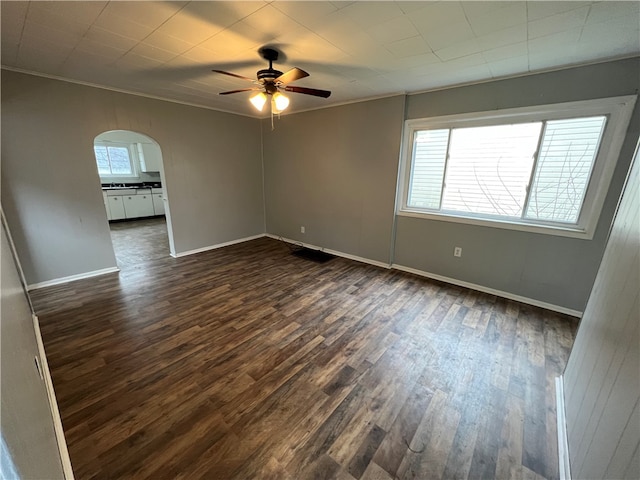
top-left (30, 223), bottom-right (579, 480)
top-left (109, 217), bottom-right (169, 269)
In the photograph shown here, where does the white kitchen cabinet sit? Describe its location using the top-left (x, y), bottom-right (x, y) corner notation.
top-left (137, 143), bottom-right (162, 172)
top-left (152, 193), bottom-right (165, 215)
top-left (108, 196), bottom-right (126, 220)
top-left (123, 191), bottom-right (154, 218)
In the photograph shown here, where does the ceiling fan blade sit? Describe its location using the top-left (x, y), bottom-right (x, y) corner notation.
top-left (211, 69), bottom-right (255, 82)
top-left (275, 67), bottom-right (309, 85)
top-left (219, 88), bottom-right (260, 95)
top-left (284, 85), bottom-right (331, 98)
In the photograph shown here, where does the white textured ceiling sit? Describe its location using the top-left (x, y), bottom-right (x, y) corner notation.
top-left (2, 1), bottom-right (639, 117)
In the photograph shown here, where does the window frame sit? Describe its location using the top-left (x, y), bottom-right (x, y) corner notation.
top-left (397, 95), bottom-right (637, 239)
top-left (94, 141), bottom-right (138, 178)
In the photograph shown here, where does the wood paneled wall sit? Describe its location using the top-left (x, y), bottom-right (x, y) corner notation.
top-left (562, 142), bottom-right (639, 479)
top-left (1, 220), bottom-right (65, 478)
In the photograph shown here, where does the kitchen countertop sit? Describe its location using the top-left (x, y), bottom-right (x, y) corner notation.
top-left (101, 183), bottom-right (162, 190)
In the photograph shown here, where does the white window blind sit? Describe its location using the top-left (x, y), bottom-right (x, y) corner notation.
top-left (442, 123), bottom-right (541, 218)
top-left (524, 116), bottom-right (606, 223)
top-left (94, 145), bottom-right (134, 176)
top-left (407, 129), bottom-right (448, 209)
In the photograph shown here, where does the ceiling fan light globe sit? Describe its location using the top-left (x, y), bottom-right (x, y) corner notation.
top-left (250, 92), bottom-right (267, 111)
top-left (273, 92), bottom-right (289, 112)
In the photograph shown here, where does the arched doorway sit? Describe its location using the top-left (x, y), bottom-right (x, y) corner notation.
top-left (94, 130), bottom-right (175, 268)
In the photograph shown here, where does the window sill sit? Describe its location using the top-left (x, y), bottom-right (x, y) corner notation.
top-left (397, 209), bottom-right (594, 239)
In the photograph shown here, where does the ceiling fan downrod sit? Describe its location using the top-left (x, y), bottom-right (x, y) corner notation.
top-left (257, 48), bottom-right (282, 82)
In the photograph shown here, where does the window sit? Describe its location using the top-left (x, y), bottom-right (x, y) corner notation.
top-left (94, 143), bottom-right (136, 177)
top-left (398, 96), bottom-right (636, 238)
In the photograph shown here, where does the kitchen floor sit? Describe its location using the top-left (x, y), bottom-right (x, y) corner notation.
top-left (109, 217), bottom-right (169, 269)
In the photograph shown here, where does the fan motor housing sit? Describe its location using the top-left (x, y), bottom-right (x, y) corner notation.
top-left (257, 69), bottom-right (283, 81)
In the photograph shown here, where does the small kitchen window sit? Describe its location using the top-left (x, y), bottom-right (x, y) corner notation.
top-left (94, 143), bottom-right (136, 177)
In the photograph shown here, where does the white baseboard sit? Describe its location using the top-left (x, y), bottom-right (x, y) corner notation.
top-left (28, 267), bottom-right (119, 291)
top-left (556, 376), bottom-right (572, 480)
top-left (266, 235), bottom-right (582, 316)
top-left (265, 234), bottom-right (390, 269)
top-left (392, 264), bottom-right (583, 317)
top-left (171, 234), bottom-right (265, 258)
top-left (32, 314), bottom-right (75, 479)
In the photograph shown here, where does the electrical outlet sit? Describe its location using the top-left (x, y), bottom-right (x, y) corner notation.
top-left (300, 226), bottom-right (305, 234)
top-left (454, 247), bottom-right (462, 257)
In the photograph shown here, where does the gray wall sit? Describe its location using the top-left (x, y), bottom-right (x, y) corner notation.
top-left (1, 70), bottom-right (264, 285)
top-left (1, 220), bottom-right (65, 479)
top-left (262, 95), bottom-right (405, 264)
top-left (395, 58), bottom-right (640, 312)
top-left (562, 143), bottom-right (639, 479)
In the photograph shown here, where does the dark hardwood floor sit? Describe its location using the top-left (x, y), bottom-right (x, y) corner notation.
top-left (31, 223), bottom-right (578, 480)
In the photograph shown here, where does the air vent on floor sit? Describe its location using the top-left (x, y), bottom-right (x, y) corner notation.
top-left (291, 247), bottom-right (335, 263)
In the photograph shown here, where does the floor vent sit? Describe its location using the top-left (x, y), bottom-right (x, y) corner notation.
top-left (291, 247), bottom-right (335, 263)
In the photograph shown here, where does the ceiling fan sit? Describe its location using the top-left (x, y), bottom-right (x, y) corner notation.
top-left (212, 47), bottom-right (331, 114)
